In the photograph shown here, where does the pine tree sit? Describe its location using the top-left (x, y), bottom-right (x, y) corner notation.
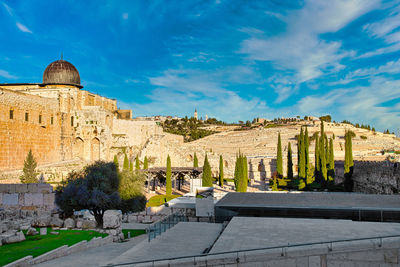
top-left (135, 156), bottom-right (140, 170)
top-left (193, 152), bottom-right (199, 167)
top-left (299, 128), bottom-right (305, 179)
top-left (287, 142), bottom-right (293, 180)
top-left (123, 154), bottom-right (129, 170)
top-left (20, 149), bottom-right (38, 183)
top-left (113, 155), bottom-right (119, 170)
top-left (219, 155), bottom-right (224, 187)
top-left (166, 155), bottom-right (172, 195)
top-left (276, 133), bottom-right (283, 176)
top-left (328, 137), bottom-right (335, 182)
top-left (143, 156), bottom-right (148, 169)
top-left (202, 154), bottom-right (213, 187)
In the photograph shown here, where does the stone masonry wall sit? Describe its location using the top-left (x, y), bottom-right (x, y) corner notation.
top-left (0, 183), bottom-right (55, 211)
top-left (0, 88), bottom-right (62, 171)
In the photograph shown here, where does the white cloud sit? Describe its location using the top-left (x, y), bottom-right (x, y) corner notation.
top-left (0, 69), bottom-right (18, 79)
top-left (2, 2), bottom-right (13, 16)
top-left (239, 0), bottom-right (378, 97)
top-left (16, 22), bottom-right (32, 33)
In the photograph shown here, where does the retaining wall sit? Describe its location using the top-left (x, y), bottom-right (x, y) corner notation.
top-left (0, 183), bottom-right (55, 211)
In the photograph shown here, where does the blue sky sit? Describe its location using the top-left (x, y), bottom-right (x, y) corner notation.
top-left (1, 0), bottom-right (400, 132)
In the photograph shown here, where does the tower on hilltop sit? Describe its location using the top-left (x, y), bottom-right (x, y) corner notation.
top-left (194, 109), bottom-right (198, 120)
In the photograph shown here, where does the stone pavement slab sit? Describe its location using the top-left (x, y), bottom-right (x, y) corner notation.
top-left (210, 217), bottom-right (400, 253)
top-left (107, 222), bottom-right (223, 265)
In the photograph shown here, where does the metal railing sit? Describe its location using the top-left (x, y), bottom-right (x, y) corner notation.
top-left (146, 212), bottom-right (187, 242)
top-left (105, 233), bottom-right (400, 266)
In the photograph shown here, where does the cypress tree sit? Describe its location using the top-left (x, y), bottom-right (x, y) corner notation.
top-left (325, 134), bottom-right (329, 163)
top-left (135, 156), bottom-right (140, 170)
top-left (234, 155), bottom-right (240, 190)
top-left (276, 133), bottom-right (283, 176)
top-left (320, 134), bottom-right (327, 185)
top-left (287, 142), bottom-right (293, 180)
top-left (129, 161), bottom-right (133, 172)
top-left (20, 149), bottom-right (38, 183)
top-left (193, 152), bottom-right (199, 167)
top-left (113, 155), bottom-right (119, 170)
top-left (328, 137), bottom-right (335, 182)
top-left (242, 155), bottom-right (248, 192)
top-left (304, 128), bottom-right (312, 184)
top-left (219, 155), bottom-right (224, 187)
top-left (202, 154), bottom-right (213, 187)
top-left (123, 154), bottom-right (129, 170)
top-left (314, 134), bottom-right (320, 182)
top-left (344, 131), bottom-right (354, 192)
top-left (143, 156), bottom-right (148, 169)
top-left (299, 128), bottom-right (305, 179)
top-left (166, 155), bottom-right (172, 195)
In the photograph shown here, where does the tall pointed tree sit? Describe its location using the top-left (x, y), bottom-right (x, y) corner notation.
top-left (344, 131), bottom-right (354, 192)
top-left (202, 154), bottom-right (213, 187)
top-left (299, 128), bottom-right (305, 179)
top-left (20, 149), bottom-right (38, 183)
top-left (304, 127), bottom-right (312, 184)
top-left (193, 152), bottom-right (199, 167)
top-left (328, 137), bottom-right (335, 182)
top-left (135, 156), bottom-right (140, 170)
top-left (143, 156), bottom-right (148, 169)
top-left (123, 154), bottom-right (129, 170)
top-left (129, 161), bottom-right (133, 172)
top-left (242, 155), bottom-right (248, 192)
top-left (276, 133), bottom-right (283, 176)
top-left (113, 155), bottom-right (119, 170)
top-left (287, 142), bottom-right (293, 180)
top-left (219, 155), bottom-right (224, 187)
top-left (314, 134), bottom-right (320, 182)
top-left (166, 155), bottom-right (172, 195)
top-left (320, 134), bottom-right (327, 185)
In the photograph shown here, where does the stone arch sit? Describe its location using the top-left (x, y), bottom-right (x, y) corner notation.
top-left (90, 137), bottom-right (100, 161)
top-left (73, 137), bottom-right (85, 159)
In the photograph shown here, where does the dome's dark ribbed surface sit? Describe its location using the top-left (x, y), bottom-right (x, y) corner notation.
top-left (43, 60), bottom-right (80, 85)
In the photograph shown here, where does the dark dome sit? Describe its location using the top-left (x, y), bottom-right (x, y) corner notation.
top-left (43, 60), bottom-right (80, 85)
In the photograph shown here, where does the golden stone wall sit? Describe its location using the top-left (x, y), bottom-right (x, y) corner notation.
top-left (0, 88), bottom-right (62, 171)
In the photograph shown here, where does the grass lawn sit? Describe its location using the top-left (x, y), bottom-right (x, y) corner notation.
top-left (121, 229), bottom-right (146, 239)
top-left (0, 228), bottom-right (107, 266)
top-left (146, 194), bottom-right (181, 207)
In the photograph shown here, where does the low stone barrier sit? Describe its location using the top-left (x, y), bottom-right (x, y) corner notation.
top-left (0, 183), bottom-right (55, 211)
top-left (3, 255), bottom-right (33, 267)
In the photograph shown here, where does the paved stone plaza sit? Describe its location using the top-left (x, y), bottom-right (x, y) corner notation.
top-left (210, 216), bottom-right (400, 253)
top-left (107, 222), bottom-right (223, 265)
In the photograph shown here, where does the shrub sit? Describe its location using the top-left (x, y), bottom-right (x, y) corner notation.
top-left (20, 149), bottom-right (38, 183)
top-left (360, 135), bottom-right (367, 140)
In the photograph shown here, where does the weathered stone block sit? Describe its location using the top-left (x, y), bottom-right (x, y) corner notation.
top-left (0, 184), bottom-right (7, 193)
top-left (24, 193), bottom-right (43, 206)
top-left (3, 194), bottom-right (18, 206)
top-left (1, 231), bottom-right (25, 244)
top-left (6, 184), bottom-right (16, 194)
top-left (40, 227), bottom-right (47, 235)
top-left (309, 255), bottom-right (322, 267)
top-left (103, 210), bottom-right (121, 229)
top-left (26, 227), bottom-right (38, 236)
top-left (81, 220), bottom-right (96, 229)
top-left (50, 216), bottom-right (64, 227)
top-left (38, 183), bottom-right (52, 193)
top-left (384, 249), bottom-right (398, 264)
top-left (0, 193), bottom-right (3, 206)
top-left (43, 193), bottom-right (55, 207)
top-left (64, 218), bottom-right (75, 229)
top-left (27, 184), bottom-right (38, 193)
top-left (32, 216), bottom-right (51, 227)
top-left (18, 193), bottom-right (25, 206)
top-left (15, 184), bottom-right (28, 193)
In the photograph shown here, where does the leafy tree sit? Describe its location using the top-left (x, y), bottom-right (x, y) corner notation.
top-left (166, 155), bottom-right (172, 195)
top-left (118, 170), bottom-right (146, 214)
top-left (202, 154), bottom-right (213, 187)
top-left (287, 142), bottom-right (293, 180)
top-left (219, 155), bottom-right (224, 187)
top-left (135, 156), bottom-right (140, 170)
top-left (20, 149), bottom-right (38, 183)
top-left (193, 152), bottom-right (199, 167)
top-left (123, 154), bottom-right (129, 170)
top-left (319, 115), bottom-right (332, 122)
top-left (143, 156), bottom-right (148, 169)
top-left (113, 155), bottom-right (119, 170)
top-left (276, 133), bottom-right (283, 176)
top-left (55, 161), bottom-right (120, 227)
